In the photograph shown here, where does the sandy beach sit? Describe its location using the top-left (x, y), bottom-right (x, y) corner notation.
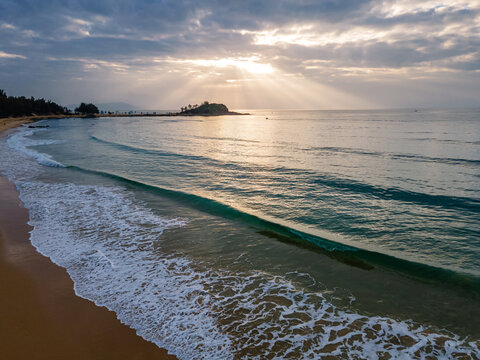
top-left (0, 116), bottom-right (37, 132)
top-left (0, 121), bottom-right (177, 359)
top-left (0, 115), bottom-right (84, 133)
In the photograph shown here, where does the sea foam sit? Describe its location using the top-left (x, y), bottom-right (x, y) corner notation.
top-left (6, 127), bottom-right (65, 168)
top-left (17, 181), bottom-right (233, 359)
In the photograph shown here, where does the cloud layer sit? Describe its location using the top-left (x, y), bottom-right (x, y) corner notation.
top-left (1, 0), bottom-right (479, 108)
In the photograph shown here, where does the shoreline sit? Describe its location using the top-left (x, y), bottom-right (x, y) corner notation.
top-left (0, 115), bottom-right (85, 132)
top-left (0, 109), bottom-right (249, 130)
top-left (0, 122), bottom-right (177, 359)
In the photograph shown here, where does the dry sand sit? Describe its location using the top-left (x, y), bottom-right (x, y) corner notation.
top-left (0, 121), bottom-right (177, 359)
top-left (0, 116), bottom-right (37, 132)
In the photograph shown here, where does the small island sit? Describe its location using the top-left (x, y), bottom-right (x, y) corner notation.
top-left (98, 102), bottom-right (248, 117)
top-left (177, 101), bottom-right (247, 116)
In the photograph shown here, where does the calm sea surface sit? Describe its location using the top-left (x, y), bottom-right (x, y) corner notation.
top-left (1, 109), bottom-right (479, 359)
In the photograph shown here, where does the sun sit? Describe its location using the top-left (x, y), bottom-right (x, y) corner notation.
top-left (236, 59), bottom-right (274, 74)
top-left (188, 57), bottom-right (274, 75)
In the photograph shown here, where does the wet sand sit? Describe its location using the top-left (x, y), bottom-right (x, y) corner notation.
top-left (0, 115), bottom-right (76, 132)
top-left (0, 125), bottom-right (177, 359)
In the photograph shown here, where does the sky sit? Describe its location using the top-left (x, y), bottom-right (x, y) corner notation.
top-left (1, 0), bottom-right (479, 110)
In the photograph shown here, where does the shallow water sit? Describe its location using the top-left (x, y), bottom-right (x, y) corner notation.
top-left (1, 109), bottom-right (479, 359)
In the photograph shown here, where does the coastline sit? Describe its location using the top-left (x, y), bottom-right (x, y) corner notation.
top-left (0, 109), bottom-right (249, 128)
top-left (0, 122), bottom-right (177, 359)
top-left (0, 115), bottom-right (83, 132)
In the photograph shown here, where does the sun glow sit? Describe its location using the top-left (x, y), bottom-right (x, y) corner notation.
top-left (128, 54), bottom-right (372, 109)
top-left (185, 57), bottom-right (274, 74)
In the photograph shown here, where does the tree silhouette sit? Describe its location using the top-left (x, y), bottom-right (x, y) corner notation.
top-left (0, 89), bottom-right (66, 118)
top-left (179, 102), bottom-right (229, 115)
top-left (75, 102), bottom-right (99, 114)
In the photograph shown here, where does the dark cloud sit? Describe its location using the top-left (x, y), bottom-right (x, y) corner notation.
top-left (1, 0), bottom-right (479, 108)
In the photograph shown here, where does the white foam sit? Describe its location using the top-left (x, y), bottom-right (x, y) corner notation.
top-left (6, 127), bottom-right (65, 167)
top-left (198, 269), bottom-right (480, 359)
top-left (16, 181), bottom-right (232, 359)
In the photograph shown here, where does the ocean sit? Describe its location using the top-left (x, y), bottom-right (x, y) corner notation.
top-left (1, 109), bottom-right (479, 359)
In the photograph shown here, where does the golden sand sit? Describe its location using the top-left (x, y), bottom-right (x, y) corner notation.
top-left (0, 122), bottom-right (177, 359)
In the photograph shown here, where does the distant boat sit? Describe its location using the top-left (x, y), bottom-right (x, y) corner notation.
top-left (414, 109), bottom-right (418, 112)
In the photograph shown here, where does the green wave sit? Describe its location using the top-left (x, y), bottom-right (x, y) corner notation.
top-left (67, 164), bottom-right (480, 296)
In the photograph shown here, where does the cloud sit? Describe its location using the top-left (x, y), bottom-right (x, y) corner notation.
top-left (0, 22), bottom-right (16, 30)
top-left (0, 0), bottom-right (479, 108)
top-left (0, 50), bottom-right (26, 59)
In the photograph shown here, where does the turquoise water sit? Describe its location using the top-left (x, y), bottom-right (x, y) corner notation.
top-left (1, 109), bottom-right (480, 358)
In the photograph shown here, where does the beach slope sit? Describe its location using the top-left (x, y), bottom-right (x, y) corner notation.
top-left (0, 124), bottom-right (177, 359)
